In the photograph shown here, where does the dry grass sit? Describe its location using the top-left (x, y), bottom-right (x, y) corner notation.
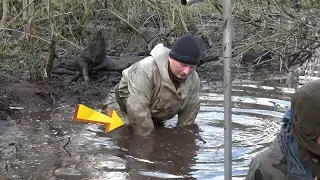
top-left (0, 0), bottom-right (320, 78)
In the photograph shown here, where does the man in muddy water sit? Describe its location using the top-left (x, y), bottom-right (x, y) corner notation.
top-left (102, 35), bottom-right (202, 136)
top-left (246, 79), bottom-right (320, 180)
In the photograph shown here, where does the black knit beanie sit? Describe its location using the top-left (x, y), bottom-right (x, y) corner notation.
top-left (169, 35), bottom-right (201, 65)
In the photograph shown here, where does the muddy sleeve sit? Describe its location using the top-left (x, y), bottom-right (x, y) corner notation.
top-left (245, 137), bottom-right (286, 180)
top-left (245, 157), bottom-right (266, 180)
top-left (177, 78), bottom-right (200, 127)
top-left (126, 67), bottom-right (154, 136)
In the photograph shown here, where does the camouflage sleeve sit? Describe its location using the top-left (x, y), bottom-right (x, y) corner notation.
top-left (246, 157), bottom-right (266, 180)
top-left (177, 77), bottom-right (200, 127)
top-left (126, 63), bottom-right (155, 136)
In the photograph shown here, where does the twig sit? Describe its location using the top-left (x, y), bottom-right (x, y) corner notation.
top-left (0, 27), bottom-right (50, 43)
top-left (252, 50), bottom-right (272, 65)
top-left (0, 0), bottom-right (36, 35)
top-left (106, 9), bottom-right (149, 43)
top-left (0, 143), bottom-right (21, 156)
top-left (49, 92), bottom-right (55, 104)
top-left (56, 31), bottom-right (83, 49)
top-left (250, 57), bottom-right (278, 68)
top-left (142, 14), bottom-right (158, 27)
top-left (34, 12), bottom-right (73, 23)
top-left (9, 106), bottom-right (24, 110)
top-left (234, 14), bottom-right (261, 28)
top-left (62, 137), bottom-right (71, 149)
top-left (270, 0), bottom-right (319, 31)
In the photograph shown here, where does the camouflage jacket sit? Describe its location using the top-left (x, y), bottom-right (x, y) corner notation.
top-left (115, 44), bottom-right (200, 136)
top-left (246, 109), bottom-right (314, 180)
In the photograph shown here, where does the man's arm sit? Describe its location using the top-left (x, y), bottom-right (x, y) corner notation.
top-left (126, 65), bottom-right (155, 136)
top-left (245, 158), bottom-right (265, 180)
top-left (177, 78), bottom-right (200, 127)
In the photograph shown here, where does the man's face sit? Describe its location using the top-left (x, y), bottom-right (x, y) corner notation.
top-left (168, 57), bottom-right (196, 80)
top-left (317, 136), bottom-right (320, 144)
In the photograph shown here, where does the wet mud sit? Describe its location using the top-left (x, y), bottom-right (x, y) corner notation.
top-left (0, 63), bottom-right (294, 179)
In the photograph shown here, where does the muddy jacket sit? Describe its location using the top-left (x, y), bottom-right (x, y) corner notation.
top-left (106, 44), bottom-right (200, 136)
top-left (246, 109), bottom-right (314, 180)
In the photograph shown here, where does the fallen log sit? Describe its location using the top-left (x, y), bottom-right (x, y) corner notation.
top-left (93, 56), bottom-right (146, 71)
top-left (52, 30), bottom-right (220, 82)
top-left (52, 54), bottom-right (220, 78)
top-left (52, 68), bottom-right (76, 75)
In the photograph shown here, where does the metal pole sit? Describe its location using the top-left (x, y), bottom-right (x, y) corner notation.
top-left (181, 0), bottom-right (233, 177)
top-left (223, 0), bottom-right (233, 179)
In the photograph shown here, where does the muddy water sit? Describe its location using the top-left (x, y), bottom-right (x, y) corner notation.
top-left (0, 73), bottom-right (294, 180)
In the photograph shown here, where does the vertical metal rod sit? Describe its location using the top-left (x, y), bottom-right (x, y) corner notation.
top-left (223, 0), bottom-right (233, 179)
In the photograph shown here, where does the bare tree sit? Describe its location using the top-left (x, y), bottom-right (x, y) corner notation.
top-left (44, 0), bottom-right (56, 79)
top-left (22, 0), bottom-right (28, 22)
top-left (0, 0), bottom-right (9, 28)
top-left (230, 0), bottom-right (320, 71)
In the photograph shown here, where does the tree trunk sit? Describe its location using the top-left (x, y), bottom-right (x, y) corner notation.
top-left (44, 34), bottom-right (56, 79)
top-left (0, 0), bottom-right (9, 28)
top-left (22, 0), bottom-right (29, 22)
top-left (28, 0), bottom-right (34, 19)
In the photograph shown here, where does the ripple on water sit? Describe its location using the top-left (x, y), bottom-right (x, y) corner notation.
top-left (191, 83), bottom-right (292, 178)
top-left (1, 77), bottom-right (295, 179)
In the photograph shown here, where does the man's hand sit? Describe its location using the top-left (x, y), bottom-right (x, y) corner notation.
top-left (131, 120), bottom-right (154, 136)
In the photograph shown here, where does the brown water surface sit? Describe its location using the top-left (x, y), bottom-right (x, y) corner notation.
top-left (0, 73), bottom-right (294, 179)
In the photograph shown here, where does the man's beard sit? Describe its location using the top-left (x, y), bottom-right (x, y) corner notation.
top-left (173, 74), bottom-right (185, 82)
top-left (168, 63), bottom-right (185, 83)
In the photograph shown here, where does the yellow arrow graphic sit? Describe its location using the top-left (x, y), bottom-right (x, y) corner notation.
top-left (73, 104), bottom-right (124, 132)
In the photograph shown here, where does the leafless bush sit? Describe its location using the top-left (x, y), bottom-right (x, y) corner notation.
top-left (233, 0), bottom-right (320, 71)
top-left (1, 0), bottom-right (319, 78)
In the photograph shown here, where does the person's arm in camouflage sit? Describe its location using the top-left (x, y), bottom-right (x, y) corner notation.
top-left (126, 64), bottom-right (155, 136)
top-left (177, 78), bottom-right (200, 127)
top-left (245, 158), bottom-right (265, 180)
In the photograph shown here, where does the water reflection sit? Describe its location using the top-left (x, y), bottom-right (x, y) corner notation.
top-left (94, 124), bottom-right (200, 179)
top-left (0, 76), bottom-right (294, 179)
